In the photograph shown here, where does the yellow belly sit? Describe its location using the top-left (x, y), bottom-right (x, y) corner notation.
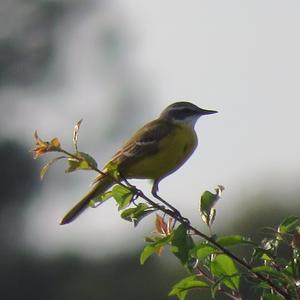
top-left (124, 124), bottom-right (198, 180)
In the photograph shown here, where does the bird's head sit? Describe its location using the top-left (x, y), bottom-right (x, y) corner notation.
top-left (160, 101), bottom-right (217, 127)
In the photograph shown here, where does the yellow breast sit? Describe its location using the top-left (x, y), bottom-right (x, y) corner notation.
top-left (124, 124), bottom-right (198, 180)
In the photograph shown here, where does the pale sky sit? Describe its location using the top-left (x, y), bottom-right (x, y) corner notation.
top-left (3, 0), bottom-right (300, 257)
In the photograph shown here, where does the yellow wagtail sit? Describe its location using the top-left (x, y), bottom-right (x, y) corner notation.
top-left (60, 101), bottom-right (217, 225)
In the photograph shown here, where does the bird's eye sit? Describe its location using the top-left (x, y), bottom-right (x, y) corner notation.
top-left (181, 108), bottom-right (192, 114)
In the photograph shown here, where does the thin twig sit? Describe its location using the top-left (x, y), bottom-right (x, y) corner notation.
top-left (144, 194), bottom-right (290, 299)
top-left (196, 266), bottom-right (242, 300)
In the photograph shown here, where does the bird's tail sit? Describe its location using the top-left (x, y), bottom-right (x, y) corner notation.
top-left (60, 173), bottom-right (114, 225)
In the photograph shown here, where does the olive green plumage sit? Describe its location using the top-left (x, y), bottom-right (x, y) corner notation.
top-left (60, 102), bottom-right (217, 225)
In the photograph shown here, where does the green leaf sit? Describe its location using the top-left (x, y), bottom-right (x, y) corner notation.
top-left (192, 243), bottom-right (217, 260)
top-left (111, 185), bottom-right (133, 210)
top-left (252, 265), bottom-right (287, 281)
top-left (200, 186), bottom-right (223, 226)
top-left (65, 152), bottom-right (98, 173)
top-left (65, 158), bottom-right (79, 173)
top-left (73, 119), bottom-right (82, 153)
top-left (282, 262), bottom-right (293, 277)
top-left (89, 191), bottom-right (113, 207)
top-left (256, 281), bottom-right (272, 289)
top-left (105, 160), bottom-right (120, 179)
top-left (140, 235), bottom-right (172, 264)
top-left (40, 156), bottom-right (66, 179)
top-left (262, 294), bottom-right (284, 300)
top-left (121, 203), bottom-right (148, 219)
top-left (200, 191), bottom-right (218, 214)
top-left (171, 224), bottom-right (195, 266)
top-left (210, 280), bottom-right (221, 299)
top-left (252, 247), bottom-right (274, 261)
top-left (144, 236), bottom-right (156, 243)
top-left (261, 253), bottom-right (272, 261)
top-left (121, 203), bottom-right (153, 226)
top-left (210, 254), bottom-right (240, 291)
top-left (78, 152), bottom-right (98, 169)
top-left (169, 275), bottom-right (208, 300)
top-left (278, 216), bottom-right (300, 234)
top-left (216, 235), bottom-right (254, 247)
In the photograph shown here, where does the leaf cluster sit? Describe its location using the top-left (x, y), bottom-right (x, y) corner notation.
top-left (32, 121), bottom-right (300, 300)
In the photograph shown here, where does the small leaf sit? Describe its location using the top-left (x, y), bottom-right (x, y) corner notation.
top-left (282, 262), bottom-right (294, 277)
top-left (65, 158), bottom-right (81, 173)
top-left (169, 275), bottom-right (208, 300)
top-left (210, 254), bottom-right (240, 291)
top-left (256, 281), bottom-right (272, 289)
top-left (261, 253), bottom-right (272, 261)
top-left (73, 119), bottom-right (83, 153)
top-left (89, 191), bottom-right (113, 207)
top-left (252, 266), bottom-right (292, 289)
top-left (217, 235), bottom-right (254, 247)
top-left (155, 214), bottom-right (174, 236)
top-left (192, 243), bottom-right (217, 260)
top-left (65, 158), bottom-right (88, 172)
top-left (78, 152), bottom-right (97, 169)
top-left (65, 152), bottom-right (98, 173)
top-left (252, 247), bottom-right (274, 261)
top-left (252, 265), bottom-right (288, 281)
top-left (121, 203), bottom-right (153, 226)
top-left (144, 236), bottom-right (156, 243)
top-left (171, 224), bottom-right (195, 266)
top-left (105, 160), bottom-right (120, 180)
top-left (112, 185), bottom-right (133, 210)
top-left (210, 280), bottom-right (221, 299)
top-left (262, 294), bottom-right (284, 300)
top-left (40, 156), bottom-right (65, 180)
top-left (278, 216), bottom-right (300, 234)
top-left (200, 186), bottom-right (223, 227)
top-left (32, 131), bottom-right (60, 158)
top-left (156, 214), bottom-right (166, 234)
top-left (200, 191), bottom-right (218, 215)
top-left (120, 203), bottom-right (148, 219)
top-left (140, 235), bottom-right (172, 264)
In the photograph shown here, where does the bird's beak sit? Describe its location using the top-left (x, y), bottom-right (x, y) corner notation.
top-left (198, 108), bottom-right (218, 115)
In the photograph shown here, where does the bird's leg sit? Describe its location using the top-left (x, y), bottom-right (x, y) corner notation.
top-left (151, 181), bottom-right (177, 212)
top-left (151, 181), bottom-right (190, 224)
top-left (122, 176), bottom-right (135, 190)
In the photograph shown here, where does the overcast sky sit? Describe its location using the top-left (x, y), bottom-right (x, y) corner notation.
top-left (3, 0), bottom-right (299, 257)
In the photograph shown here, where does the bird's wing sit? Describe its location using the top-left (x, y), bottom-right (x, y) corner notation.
top-left (110, 119), bottom-right (173, 165)
top-left (93, 119), bottom-right (172, 183)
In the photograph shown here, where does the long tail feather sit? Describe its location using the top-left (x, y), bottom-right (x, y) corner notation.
top-left (60, 174), bottom-right (114, 225)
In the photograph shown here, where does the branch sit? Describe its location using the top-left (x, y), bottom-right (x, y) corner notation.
top-left (70, 151), bottom-right (290, 300)
top-left (137, 190), bottom-right (291, 300)
top-left (33, 136), bottom-right (291, 300)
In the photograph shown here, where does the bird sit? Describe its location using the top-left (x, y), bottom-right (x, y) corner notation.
top-left (60, 101), bottom-right (217, 225)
